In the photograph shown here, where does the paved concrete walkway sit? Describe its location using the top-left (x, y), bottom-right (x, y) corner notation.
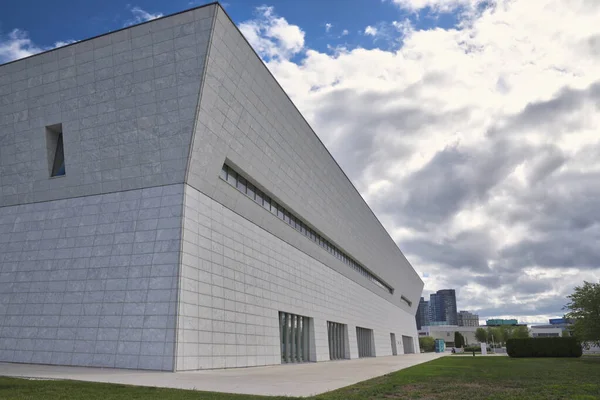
top-left (0, 353), bottom-right (445, 397)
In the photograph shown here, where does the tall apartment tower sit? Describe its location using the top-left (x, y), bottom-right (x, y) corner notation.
top-left (0, 3), bottom-right (424, 371)
top-left (435, 289), bottom-right (458, 325)
top-left (428, 293), bottom-right (439, 323)
top-left (426, 289), bottom-right (458, 326)
top-left (415, 297), bottom-right (430, 330)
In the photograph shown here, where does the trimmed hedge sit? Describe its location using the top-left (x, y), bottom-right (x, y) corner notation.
top-left (507, 337), bottom-right (582, 358)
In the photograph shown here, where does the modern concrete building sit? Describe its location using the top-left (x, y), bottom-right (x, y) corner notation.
top-left (457, 311), bottom-right (479, 327)
top-left (530, 318), bottom-right (573, 337)
top-left (529, 326), bottom-right (562, 338)
top-left (0, 2), bottom-right (423, 371)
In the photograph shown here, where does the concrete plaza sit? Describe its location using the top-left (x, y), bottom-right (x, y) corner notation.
top-left (0, 353), bottom-right (445, 397)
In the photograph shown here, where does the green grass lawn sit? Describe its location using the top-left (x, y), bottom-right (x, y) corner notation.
top-left (1, 356), bottom-right (599, 400)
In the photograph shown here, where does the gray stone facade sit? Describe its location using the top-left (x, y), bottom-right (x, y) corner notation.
top-left (0, 3), bottom-right (423, 371)
top-left (0, 185), bottom-right (182, 370)
top-left (0, 6), bottom-right (212, 207)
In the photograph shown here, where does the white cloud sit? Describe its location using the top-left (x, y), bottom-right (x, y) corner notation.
top-left (54, 40), bottom-right (77, 48)
top-left (0, 29), bottom-right (42, 63)
top-left (341, 29), bottom-right (349, 36)
top-left (389, 0), bottom-right (485, 12)
top-left (325, 23), bottom-right (333, 33)
top-left (124, 6), bottom-right (163, 27)
top-left (364, 25), bottom-right (379, 36)
top-left (362, 22), bottom-right (411, 47)
top-left (241, 0), bottom-right (600, 321)
top-left (392, 19), bottom-right (413, 36)
top-left (239, 6), bottom-right (305, 60)
top-left (0, 29), bottom-right (76, 64)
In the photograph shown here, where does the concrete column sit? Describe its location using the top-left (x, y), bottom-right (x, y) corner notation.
top-left (303, 317), bottom-right (310, 362)
top-left (285, 313), bottom-right (291, 363)
top-left (357, 328), bottom-right (363, 358)
top-left (327, 322), bottom-right (333, 360)
top-left (279, 313), bottom-right (285, 362)
top-left (337, 324), bottom-right (342, 359)
top-left (295, 315), bottom-right (302, 363)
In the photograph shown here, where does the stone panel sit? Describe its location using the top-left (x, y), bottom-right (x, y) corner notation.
top-left (176, 184), bottom-right (419, 370)
top-left (0, 5), bottom-right (215, 207)
top-left (0, 184), bottom-right (184, 370)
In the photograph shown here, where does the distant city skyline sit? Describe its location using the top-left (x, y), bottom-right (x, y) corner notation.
top-left (419, 288), bottom-right (568, 326)
top-left (416, 289), bottom-right (461, 329)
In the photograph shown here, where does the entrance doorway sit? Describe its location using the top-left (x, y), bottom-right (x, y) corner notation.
top-left (356, 327), bottom-right (375, 357)
top-left (327, 321), bottom-right (348, 360)
top-left (402, 335), bottom-right (415, 354)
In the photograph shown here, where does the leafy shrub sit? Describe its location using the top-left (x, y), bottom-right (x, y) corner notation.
top-left (419, 336), bottom-right (435, 352)
top-left (507, 337), bottom-right (582, 358)
top-left (454, 332), bottom-right (465, 348)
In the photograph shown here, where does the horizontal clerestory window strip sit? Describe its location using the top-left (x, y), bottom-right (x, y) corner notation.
top-left (220, 163), bottom-right (395, 295)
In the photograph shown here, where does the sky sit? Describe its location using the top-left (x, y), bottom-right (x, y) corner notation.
top-left (1, 0), bottom-right (600, 325)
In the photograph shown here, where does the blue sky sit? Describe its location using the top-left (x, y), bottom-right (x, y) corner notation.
top-left (0, 0), bottom-right (462, 61)
top-left (2, 0), bottom-right (599, 324)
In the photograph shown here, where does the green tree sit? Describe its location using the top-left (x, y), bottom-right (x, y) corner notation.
top-left (419, 336), bottom-right (435, 352)
top-left (512, 325), bottom-right (530, 339)
top-left (565, 281), bottom-right (600, 347)
top-left (500, 325), bottom-right (514, 341)
top-left (475, 327), bottom-right (488, 343)
top-left (487, 327), bottom-right (504, 347)
top-left (453, 332), bottom-right (460, 348)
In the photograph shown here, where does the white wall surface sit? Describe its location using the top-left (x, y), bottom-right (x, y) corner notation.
top-left (0, 184), bottom-right (184, 370)
top-left (176, 184), bottom-right (419, 370)
top-left (530, 327), bottom-right (562, 337)
top-left (185, 6), bottom-right (423, 310)
top-left (0, 5), bottom-right (214, 207)
top-left (0, 0), bottom-right (422, 312)
top-left (419, 326), bottom-right (479, 344)
top-left (0, 3), bottom-right (424, 372)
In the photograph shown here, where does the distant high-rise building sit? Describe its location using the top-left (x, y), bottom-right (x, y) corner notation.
top-left (434, 289), bottom-right (458, 326)
top-left (458, 311), bottom-right (479, 327)
top-left (417, 289), bottom-right (458, 327)
top-left (416, 297), bottom-right (430, 330)
top-left (429, 293), bottom-right (439, 323)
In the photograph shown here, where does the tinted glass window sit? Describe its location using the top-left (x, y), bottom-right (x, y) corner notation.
top-left (227, 169), bottom-right (237, 185)
top-left (219, 163), bottom-right (394, 294)
top-left (51, 133), bottom-right (66, 177)
top-left (247, 182), bottom-right (256, 200)
top-left (237, 176), bottom-right (247, 193)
